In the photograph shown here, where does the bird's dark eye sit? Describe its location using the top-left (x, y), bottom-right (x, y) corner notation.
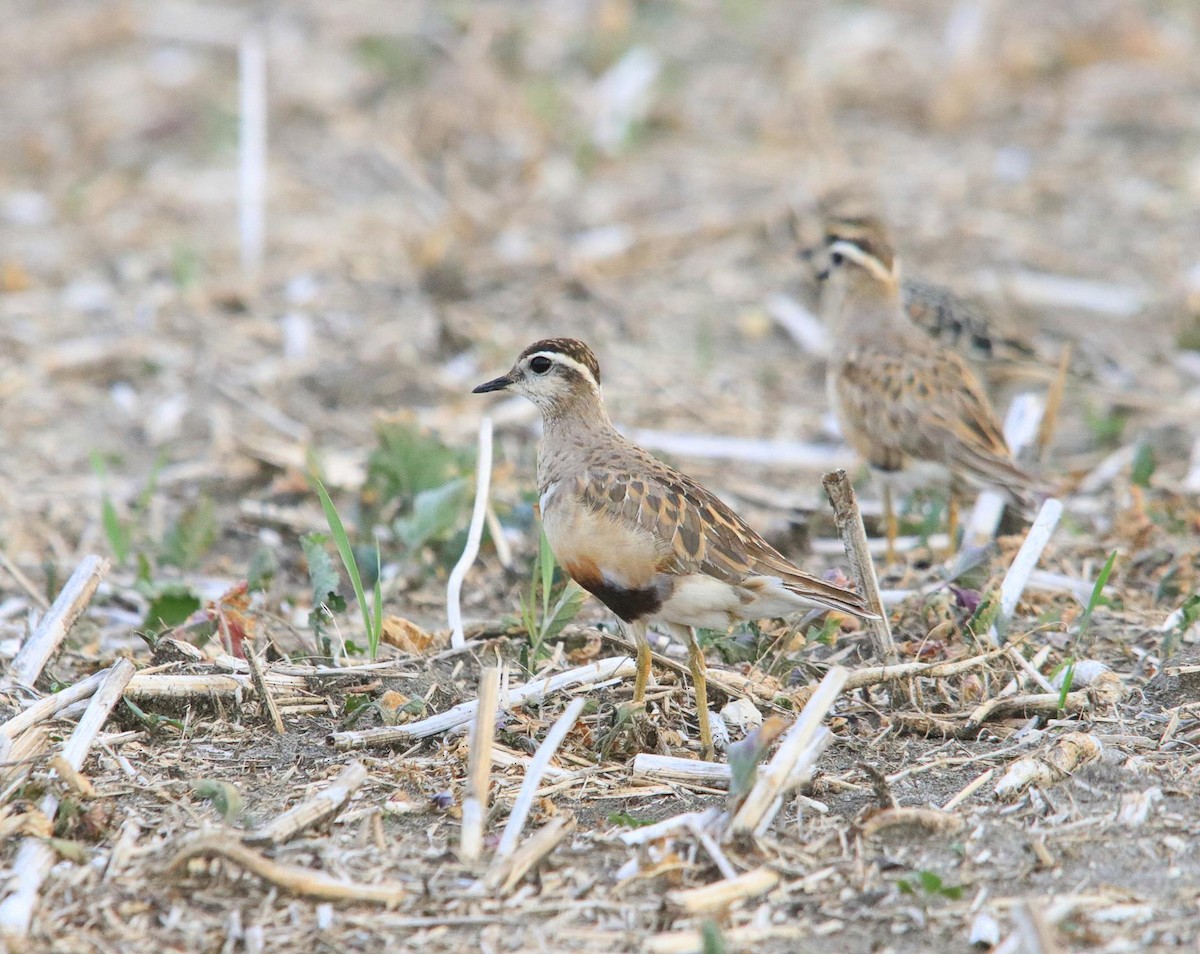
top-left (830, 251), bottom-right (845, 266)
top-left (529, 356), bottom-right (553, 374)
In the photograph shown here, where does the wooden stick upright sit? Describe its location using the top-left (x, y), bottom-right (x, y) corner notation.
top-left (822, 470), bottom-right (895, 664)
top-left (459, 667), bottom-right (500, 863)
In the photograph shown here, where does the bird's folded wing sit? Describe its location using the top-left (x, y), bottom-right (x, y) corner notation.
top-left (839, 349), bottom-right (1031, 486)
top-left (575, 466), bottom-right (869, 613)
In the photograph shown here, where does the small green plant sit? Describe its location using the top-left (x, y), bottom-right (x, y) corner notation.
top-left (393, 478), bottom-right (469, 551)
top-left (192, 779), bottom-right (244, 823)
top-left (897, 489), bottom-right (947, 546)
top-left (301, 530), bottom-right (346, 640)
top-left (160, 498), bottom-right (217, 570)
top-left (355, 35), bottom-right (433, 88)
top-left (700, 921), bottom-right (726, 954)
top-left (343, 693), bottom-right (372, 717)
top-left (726, 718), bottom-right (785, 808)
top-left (143, 586), bottom-right (203, 632)
top-left (246, 546), bottom-right (278, 593)
top-left (896, 870), bottom-right (964, 901)
top-left (966, 592), bottom-right (1001, 642)
top-left (519, 530), bottom-right (586, 668)
top-left (697, 622), bottom-right (761, 666)
top-left (806, 615), bottom-right (842, 647)
top-left (314, 479), bottom-right (383, 659)
top-left (123, 698), bottom-right (185, 735)
top-left (1057, 550), bottom-right (1117, 711)
top-left (90, 451), bottom-right (165, 568)
top-left (100, 492), bottom-right (131, 566)
top-left (91, 453), bottom-right (212, 633)
top-left (607, 811), bottom-right (655, 829)
top-left (1084, 405), bottom-right (1129, 447)
top-left (1131, 443), bottom-right (1156, 488)
top-left (363, 422), bottom-right (474, 567)
top-left (365, 422), bottom-right (472, 513)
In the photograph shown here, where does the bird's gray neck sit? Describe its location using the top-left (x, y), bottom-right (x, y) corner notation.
top-left (829, 277), bottom-right (918, 352)
top-left (536, 398), bottom-right (617, 492)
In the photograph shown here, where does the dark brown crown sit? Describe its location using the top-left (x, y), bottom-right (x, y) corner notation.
top-left (519, 337), bottom-right (602, 385)
top-left (824, 216), bottom-right (897, 273)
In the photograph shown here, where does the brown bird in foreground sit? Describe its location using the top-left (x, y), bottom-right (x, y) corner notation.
top-left (817, 217), bottom-right (1040, 561)
top-left (474, 338), bottom-right (876, 759)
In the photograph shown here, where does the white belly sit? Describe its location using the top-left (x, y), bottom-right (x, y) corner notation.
top-left (650, 573), bottom-right (818, 630)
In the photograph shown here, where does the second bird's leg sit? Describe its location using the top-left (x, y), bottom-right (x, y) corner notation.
top-left (629, 619), bottom-right (651, 705)
top-left (669, 623), bottom-right (714, 760)
top-left (946, 483), bottom-right (960, 556)
top-left (883, 484), bottom-right (898, 565)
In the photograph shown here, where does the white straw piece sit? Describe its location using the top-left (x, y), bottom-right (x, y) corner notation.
top-left (329, 656), bottom-right (633, 750)
top-left (725, 666), bottom-right (848, 839)
top-left (627, 429), bottom-right (853, 471)
top-left (997, 269), bottom-right (1145, 317)
top-left (0, 659), bottom-right (135, 941)
top-left (1026, 570), bottom-right (1095, 606)
top-left (765, 292), bottom-right (831, 357)
top-left (630, 754), bottom-right (732, 787)
top-left (238, 26), bottom-right (267, 280)
top-left (986, 498), bottom-right (1064, 646)
top-left (494, 696), bottom-right (586, 859)
top-left (448, 417), bottom-right (494, 649)
top-left (1183, 437), bottom-right (1200, 494)
top-left (7, 555), bottom-right (108, 690)
top-left (810, 534), bottom-right (951, 558)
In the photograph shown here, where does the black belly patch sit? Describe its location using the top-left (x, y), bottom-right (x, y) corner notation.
top-left (581, 577), bottom-right (666, 623)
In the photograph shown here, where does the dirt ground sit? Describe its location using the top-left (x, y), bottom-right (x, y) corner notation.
top-left (3, 1), bottom-right (1200, 952)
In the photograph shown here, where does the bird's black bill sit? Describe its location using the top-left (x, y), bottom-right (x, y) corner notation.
top-left (472, 375), bottom-right (512, 394)
top-left (815, 268), bottom-right (831, 281)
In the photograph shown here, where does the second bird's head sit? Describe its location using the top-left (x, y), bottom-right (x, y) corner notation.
top-left (814, 216), bottom-right (900, 289)
top-left (473, 337), bottom-right (603, 415)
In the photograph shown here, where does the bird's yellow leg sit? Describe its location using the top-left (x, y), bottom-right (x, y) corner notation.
top-left (672, 624), bottom-right (714, 761)
top-left (630, 620), bottom-right (651, 704)
top-left (884, 484), bottom-right (898, 565)
top-left (946, 487), bottom-right (960, 556)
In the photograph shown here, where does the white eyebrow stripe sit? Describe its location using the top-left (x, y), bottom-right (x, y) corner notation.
top-left (829, 239), bottom-right (897, 284)
top-left (529, 351), bottom-right (601, 389)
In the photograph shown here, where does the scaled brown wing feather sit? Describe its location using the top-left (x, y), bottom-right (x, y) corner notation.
top-left (576, 464), bottom-right (871, 616)
top-left (902, 280), bottom-right (1035, 361)
top-left (837, 348), bottom-right (1033, 488)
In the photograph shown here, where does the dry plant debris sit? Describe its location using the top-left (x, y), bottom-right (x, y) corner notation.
top-left (3, 1), bottom-right (1200, 952)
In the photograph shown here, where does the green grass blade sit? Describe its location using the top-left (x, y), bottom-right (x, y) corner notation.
top-left (542, 585), bottom-right (586, 643)
top-left (1059, 549), bottom-right (1116, 713)
top-left (101, 497), bottom-right (130, 565)
top-left (315, 478), bottom-right (379, 659)
top-left (1077, 550), bottom-right (1117, 639)
top-left (1057, 659), bottom-right (1075, 712)
top-left (372, 547), bottom-right (383, 656)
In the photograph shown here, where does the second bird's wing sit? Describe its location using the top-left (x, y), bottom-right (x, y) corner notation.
top-left (836, 346), bottom-right (1033, 491)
